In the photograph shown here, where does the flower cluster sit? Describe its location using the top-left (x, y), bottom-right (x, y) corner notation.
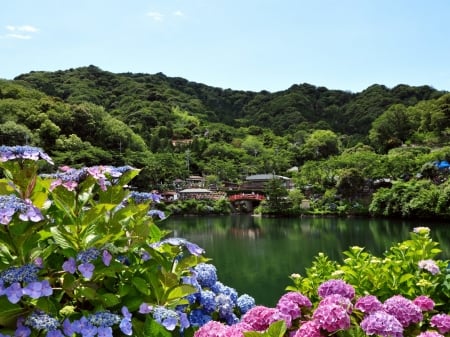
top-left (0, 264), bottom-right (52, 303)
top-left (62, 248), bottom-right (111, 279)
top-left (0, 145), bottom-right (53, 164)
top-left (193, 277), bottom-right (450, 337)
top-left (42, 165), bottom-right (135, 191)
top-left (0, 195), bottom-right (44, 225)
top-left (419, 259), bottom-right (441, 275)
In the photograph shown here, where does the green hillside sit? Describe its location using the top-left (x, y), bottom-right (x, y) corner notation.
top-left (3, 65), bottom-right (450, 218)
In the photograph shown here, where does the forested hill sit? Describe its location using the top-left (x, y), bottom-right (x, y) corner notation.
top-left (14, 65), bottom-right (443, 137)
top-left (3, 65), bottom-right (450, 192)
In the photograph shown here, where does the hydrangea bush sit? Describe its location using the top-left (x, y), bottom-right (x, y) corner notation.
top-left (0, 146), bottom-right (255, 337)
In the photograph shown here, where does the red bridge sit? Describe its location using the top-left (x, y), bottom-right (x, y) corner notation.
top-left (229, 193), bottom-right (265, 202)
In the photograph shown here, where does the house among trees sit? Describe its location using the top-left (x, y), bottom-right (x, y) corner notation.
top-left (239, 174), bottom-right (294, 192)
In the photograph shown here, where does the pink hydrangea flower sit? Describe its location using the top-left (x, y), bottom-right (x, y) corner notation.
top-left (413, 295), bottom-right (435, 312)
top-left (355, 295), bottom-right (383, 314)
top-left (293, 320), bottom-right (322, 337)
top-left (383, 295), bottom-right (423, 327)
top-left (417, 332), bottom-right (445, 337)
top-left (318, 279), bottom-right (355, 299)
top-left (312, 303), bottom-right (351, 332)
top-left (241, 306), bottom-right (279, 331)
top-left (319, 294), bottom-right (353, 314)
top-left (430, 314), bottom-right (450, 334)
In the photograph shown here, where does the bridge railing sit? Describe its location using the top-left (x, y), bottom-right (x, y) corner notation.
top-left (229, 193), bottom-right (265, 202)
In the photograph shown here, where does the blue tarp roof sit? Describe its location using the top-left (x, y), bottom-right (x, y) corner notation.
top-left (436, 160), bottom-right (450, 169)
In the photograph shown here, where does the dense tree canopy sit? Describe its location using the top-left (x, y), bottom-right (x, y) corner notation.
top-left (2, 66), bottom-right (450, 219)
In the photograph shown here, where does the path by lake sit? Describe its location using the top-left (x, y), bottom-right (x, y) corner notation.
top-left (162, 215), bottom-right (450, 306)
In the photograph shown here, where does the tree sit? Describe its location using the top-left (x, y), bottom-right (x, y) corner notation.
top-left (369, 104), bottom-right (413, 153)
top-left (299, 130), bottom-right (340, 161)
top-left (263, 178), bottom-right (290, 214)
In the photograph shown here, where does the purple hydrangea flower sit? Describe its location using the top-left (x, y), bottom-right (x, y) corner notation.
top-left (430, 314), bottom-right (450, 334)
top-left (0, 195), bottom-right (44, 225)
top-left (383, 295), bottom-right (423, 327)
top-left (419, 259), bottom-right (440, 275)
top-left (23, 280), bottom-right (53, 299)
top-left (97, 326), bottom-right (113, 337)
top-left (276, 291), bottom-right (312, 320)
top-left (312, 303), bottom-right (351, 332)
top-left (62, 258), bottom-right (76, 274)
top-left (215, 293), bottom-right (234, 320)
top-left (318, 279), bottom-right (355, 299)
top-left (355, 295), bottom-right (383, 314)
top-left (5, 282), bottom-right (23, 303)
top-left (360, 311), bottom-right (403, 337)
top-left (417, 332), bottom-right (445, 337)
top-left (78, 262), bottom-right (95, 279)
top-left (319, 294), bottom-right (353, 314)
top-left (102, 250), bottom-right (112, 266)
top-left (139, 303), bottom-right (153, 314)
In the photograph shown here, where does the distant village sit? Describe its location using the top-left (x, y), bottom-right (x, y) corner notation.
top-left (157, 173), bottom-right (294, 202)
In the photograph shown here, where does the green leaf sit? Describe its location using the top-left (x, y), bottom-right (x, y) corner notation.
top-left (144, 318), bottom-right (172, 337)
top-left (100, 293), bottom-right (121, 307)
top-left (78, 286), bottom-right (97, 300)
top-left (267, 320), bottom-right (287, 337)
top-left (132, 276), bottom-right (151, 295)
top-left (0, 297), bottom-right (23, 327)
top-left (166, 284), bottom-right (196, 301)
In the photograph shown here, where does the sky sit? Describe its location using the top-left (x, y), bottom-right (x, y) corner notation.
top-left (1, 0), bottom-right (450, 93)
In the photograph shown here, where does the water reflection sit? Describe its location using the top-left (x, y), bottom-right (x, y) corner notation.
top-left (163, 215), bottom-right (450, 306)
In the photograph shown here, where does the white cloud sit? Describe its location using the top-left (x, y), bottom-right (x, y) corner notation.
top-left (3, 25), bottom-right (38, 39)
top-left (6, 25), bottom-right (38, 33)
top-left (6, 33), bottom-right (32, 40)
top-left (146, 11), bottom-right (164, 22)
top-left (173, 10), bottom-right (184, 17)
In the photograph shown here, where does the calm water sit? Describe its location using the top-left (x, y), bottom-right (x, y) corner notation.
top-left (162, 215), bottom-right (450, 306)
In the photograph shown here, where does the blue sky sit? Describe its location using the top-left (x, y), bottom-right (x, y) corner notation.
top-left (1, 0), bottom-right (450, 93)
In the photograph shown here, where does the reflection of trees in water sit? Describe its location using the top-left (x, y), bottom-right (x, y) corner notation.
top-left (229, 215), bottom-right (262, 239)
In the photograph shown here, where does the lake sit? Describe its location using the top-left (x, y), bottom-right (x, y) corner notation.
top-left (162, 215), bottom-right (450, 306)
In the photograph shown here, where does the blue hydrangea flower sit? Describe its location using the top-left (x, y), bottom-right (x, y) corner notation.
top-left (102, 250), bottom-right (112, 266)
top-left (62, 258), bottom-right (76, 274)
top-left (153, 306), bottom-right (179, 331)
top-left (0, 195), bottom-right (44, 225)
top-left (77, 248), bottom-right (100, 264)
top-left (199, 290), bottom-right (217, 313)
top-left (148, 209), bottom-right (166, 219)
top-left (0, 145), bottom-right (53, 164)
top-left (237, 294), bottom-right (256, 314)
top-left (23, 280), bottom-right (53, 299)
top-left (188, 309), bottom-right (212, 327)
top-left (5, 282), bottom-right (22, 303)
top-left (24, 311), bottom-right (60, 331)
top-left (151, 238), bottom-right (205, 256)
top-left (193, 263), bottom-right (217, 288)
top-left (78, 263), bottom-right (95, 279)
top-left (215, 293), bottom-right (235, 319)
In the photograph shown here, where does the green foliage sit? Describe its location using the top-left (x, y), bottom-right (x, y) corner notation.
top-left (0, 147), bottom-right (223, 336)
top-left (287, 227), bottom-right (450, 308)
